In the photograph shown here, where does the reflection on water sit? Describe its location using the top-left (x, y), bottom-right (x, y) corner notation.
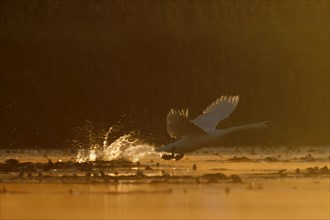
top-left (1, 177), bottom-right (329, 219)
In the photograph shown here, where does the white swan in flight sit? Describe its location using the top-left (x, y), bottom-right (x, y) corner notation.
top-left (156, 95), bottom-right (272, 160)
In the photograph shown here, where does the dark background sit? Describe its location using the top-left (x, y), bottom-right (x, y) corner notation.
top-left (0, 1), bottom-right (329, 148)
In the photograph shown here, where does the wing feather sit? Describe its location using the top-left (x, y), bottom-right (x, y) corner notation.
top-left (193, 95), bottom-right (240, 131)
top-left (167, 108), bottom-right (206, 139)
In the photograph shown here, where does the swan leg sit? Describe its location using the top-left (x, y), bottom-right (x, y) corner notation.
top-left (171, 146), bottom-right (184, 160)
top-left (161, 146), bottom-right (176, 160)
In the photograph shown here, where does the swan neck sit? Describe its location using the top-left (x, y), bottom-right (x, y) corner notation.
top-left (229, 122), bottom-right (267, 132)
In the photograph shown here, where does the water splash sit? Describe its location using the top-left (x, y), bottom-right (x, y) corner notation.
top-left (76, 127), bottom-right (156, 163)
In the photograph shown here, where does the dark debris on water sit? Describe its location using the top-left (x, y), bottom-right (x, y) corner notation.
top-left (0, 158), bottom-right (329, 185)
top-left (0, 159), bottom-right (238, 184)
top-left (227, 156), bottom-right (252, 162)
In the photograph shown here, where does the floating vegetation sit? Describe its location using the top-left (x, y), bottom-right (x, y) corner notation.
top-left (0, 160), bottom-right (234, 184)
top-left (0, 146), bottom-right (329, 186)
top-left (227, 156), bottom-right (252, 162)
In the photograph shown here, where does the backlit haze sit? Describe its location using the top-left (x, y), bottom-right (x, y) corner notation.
top-left (0, 1), bottom-right (329, 149)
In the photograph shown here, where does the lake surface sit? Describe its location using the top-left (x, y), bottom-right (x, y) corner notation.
top-left (1, 146), bottom-right (329, 219)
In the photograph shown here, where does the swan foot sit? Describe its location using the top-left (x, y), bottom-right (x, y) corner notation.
top-left (161, 146), bottom-right (184, 160)
top-left (161, 154), bottom-right (175, 160)
top-left (174, 153), bottom-right (184, 161)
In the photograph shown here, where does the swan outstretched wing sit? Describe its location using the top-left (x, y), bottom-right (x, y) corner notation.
top-left (193, 95), bottom-right (240, 131)
top-left (167, 108), bottom-right (206, 139)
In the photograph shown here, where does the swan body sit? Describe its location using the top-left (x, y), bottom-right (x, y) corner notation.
top-left (156, 95), bottom-right (271, 159)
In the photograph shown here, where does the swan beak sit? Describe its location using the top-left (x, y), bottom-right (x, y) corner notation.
top-left (266, 121), bottom-right (278, 128)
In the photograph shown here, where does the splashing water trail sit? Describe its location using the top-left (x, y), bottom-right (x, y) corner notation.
top-left (76, 127), bottom-right (156, 163)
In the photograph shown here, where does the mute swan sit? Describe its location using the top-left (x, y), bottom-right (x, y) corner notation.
top-left (156, 95), bottom-right (272, 160)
